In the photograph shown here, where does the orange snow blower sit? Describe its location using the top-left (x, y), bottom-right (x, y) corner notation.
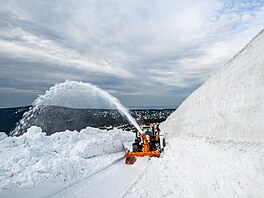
top-left (125, 125), bottom-right (165, 165)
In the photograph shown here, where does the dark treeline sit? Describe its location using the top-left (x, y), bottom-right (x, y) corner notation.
top-left (0, 106), bottom-right (175, 135)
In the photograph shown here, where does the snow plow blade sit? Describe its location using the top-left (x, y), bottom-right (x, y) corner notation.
top-left (125, 150), bottom-right (160, 165)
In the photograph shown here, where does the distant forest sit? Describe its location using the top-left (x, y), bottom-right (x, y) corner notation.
top-left (0, 106), bottom-right (175, 135)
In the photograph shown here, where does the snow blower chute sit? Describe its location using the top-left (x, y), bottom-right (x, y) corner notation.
top-left (125, 124), bottom-right (165, 165)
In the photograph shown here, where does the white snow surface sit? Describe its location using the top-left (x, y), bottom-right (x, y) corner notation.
top-left (162, 29), bottom-right (264, 143)
top-left (0, 126), bottom-right (134, 198)
top-left (125, 135), bottom-right (264, 198)
top-left (51, 157), bottom-right (149, 198)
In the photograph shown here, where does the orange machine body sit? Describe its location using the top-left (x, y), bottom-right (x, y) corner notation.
top-left (125, 150), bottom-right (160, 158)
top-left (125, 131), bottom-right (160, 164)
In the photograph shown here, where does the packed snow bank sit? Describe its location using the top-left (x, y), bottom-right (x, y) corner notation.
top-left (162, 29), bottom-right (264, 143)
top-left (0, 126), bottom-right (134, 198)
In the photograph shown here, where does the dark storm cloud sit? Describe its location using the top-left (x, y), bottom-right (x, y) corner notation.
top-left (0, 0), bottom-right (264, 107)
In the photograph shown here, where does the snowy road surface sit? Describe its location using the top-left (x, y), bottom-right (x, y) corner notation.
top-left (1, 127), bottom-right (263, 198)
top-left (125, 134), bottom-right (264, 197)
top-left (51, 157), bottom-right (149, 198)
top-left (50, 134), bottom-right (264, 198)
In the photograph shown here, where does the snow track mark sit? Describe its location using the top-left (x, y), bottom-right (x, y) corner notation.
top-left (51, 157), bottom-right (149, 198)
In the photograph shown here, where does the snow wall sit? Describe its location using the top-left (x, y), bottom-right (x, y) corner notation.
top-left (162, 29), bottom-right (264, 143)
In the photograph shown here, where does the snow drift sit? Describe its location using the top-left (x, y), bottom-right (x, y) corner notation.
top-left (162, 29), bottom-right (264, 143)
top-left (0, 126), bottom-right (134, 198)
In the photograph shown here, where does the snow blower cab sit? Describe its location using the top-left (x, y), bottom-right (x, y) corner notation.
top-left (125, 124), bottom-right (165, 165)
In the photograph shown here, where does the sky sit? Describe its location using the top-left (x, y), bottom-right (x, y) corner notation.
top-left (0, 0), bottom-right (264, 108)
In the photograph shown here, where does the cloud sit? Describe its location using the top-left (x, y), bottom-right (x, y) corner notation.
top-left (0, 0), bottom-right (264, 107)
top-left (0, 27), bottom-right (132, 77)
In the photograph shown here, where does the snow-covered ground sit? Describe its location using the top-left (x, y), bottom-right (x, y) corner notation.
top-left (0, 126), bottom-right (134, 198)
top-left (51, 157), bottom-right (149, 198)
top-left (125, 135), bottom-right (264, 197)
top-left (2, 127), bottom-right (263, 198)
